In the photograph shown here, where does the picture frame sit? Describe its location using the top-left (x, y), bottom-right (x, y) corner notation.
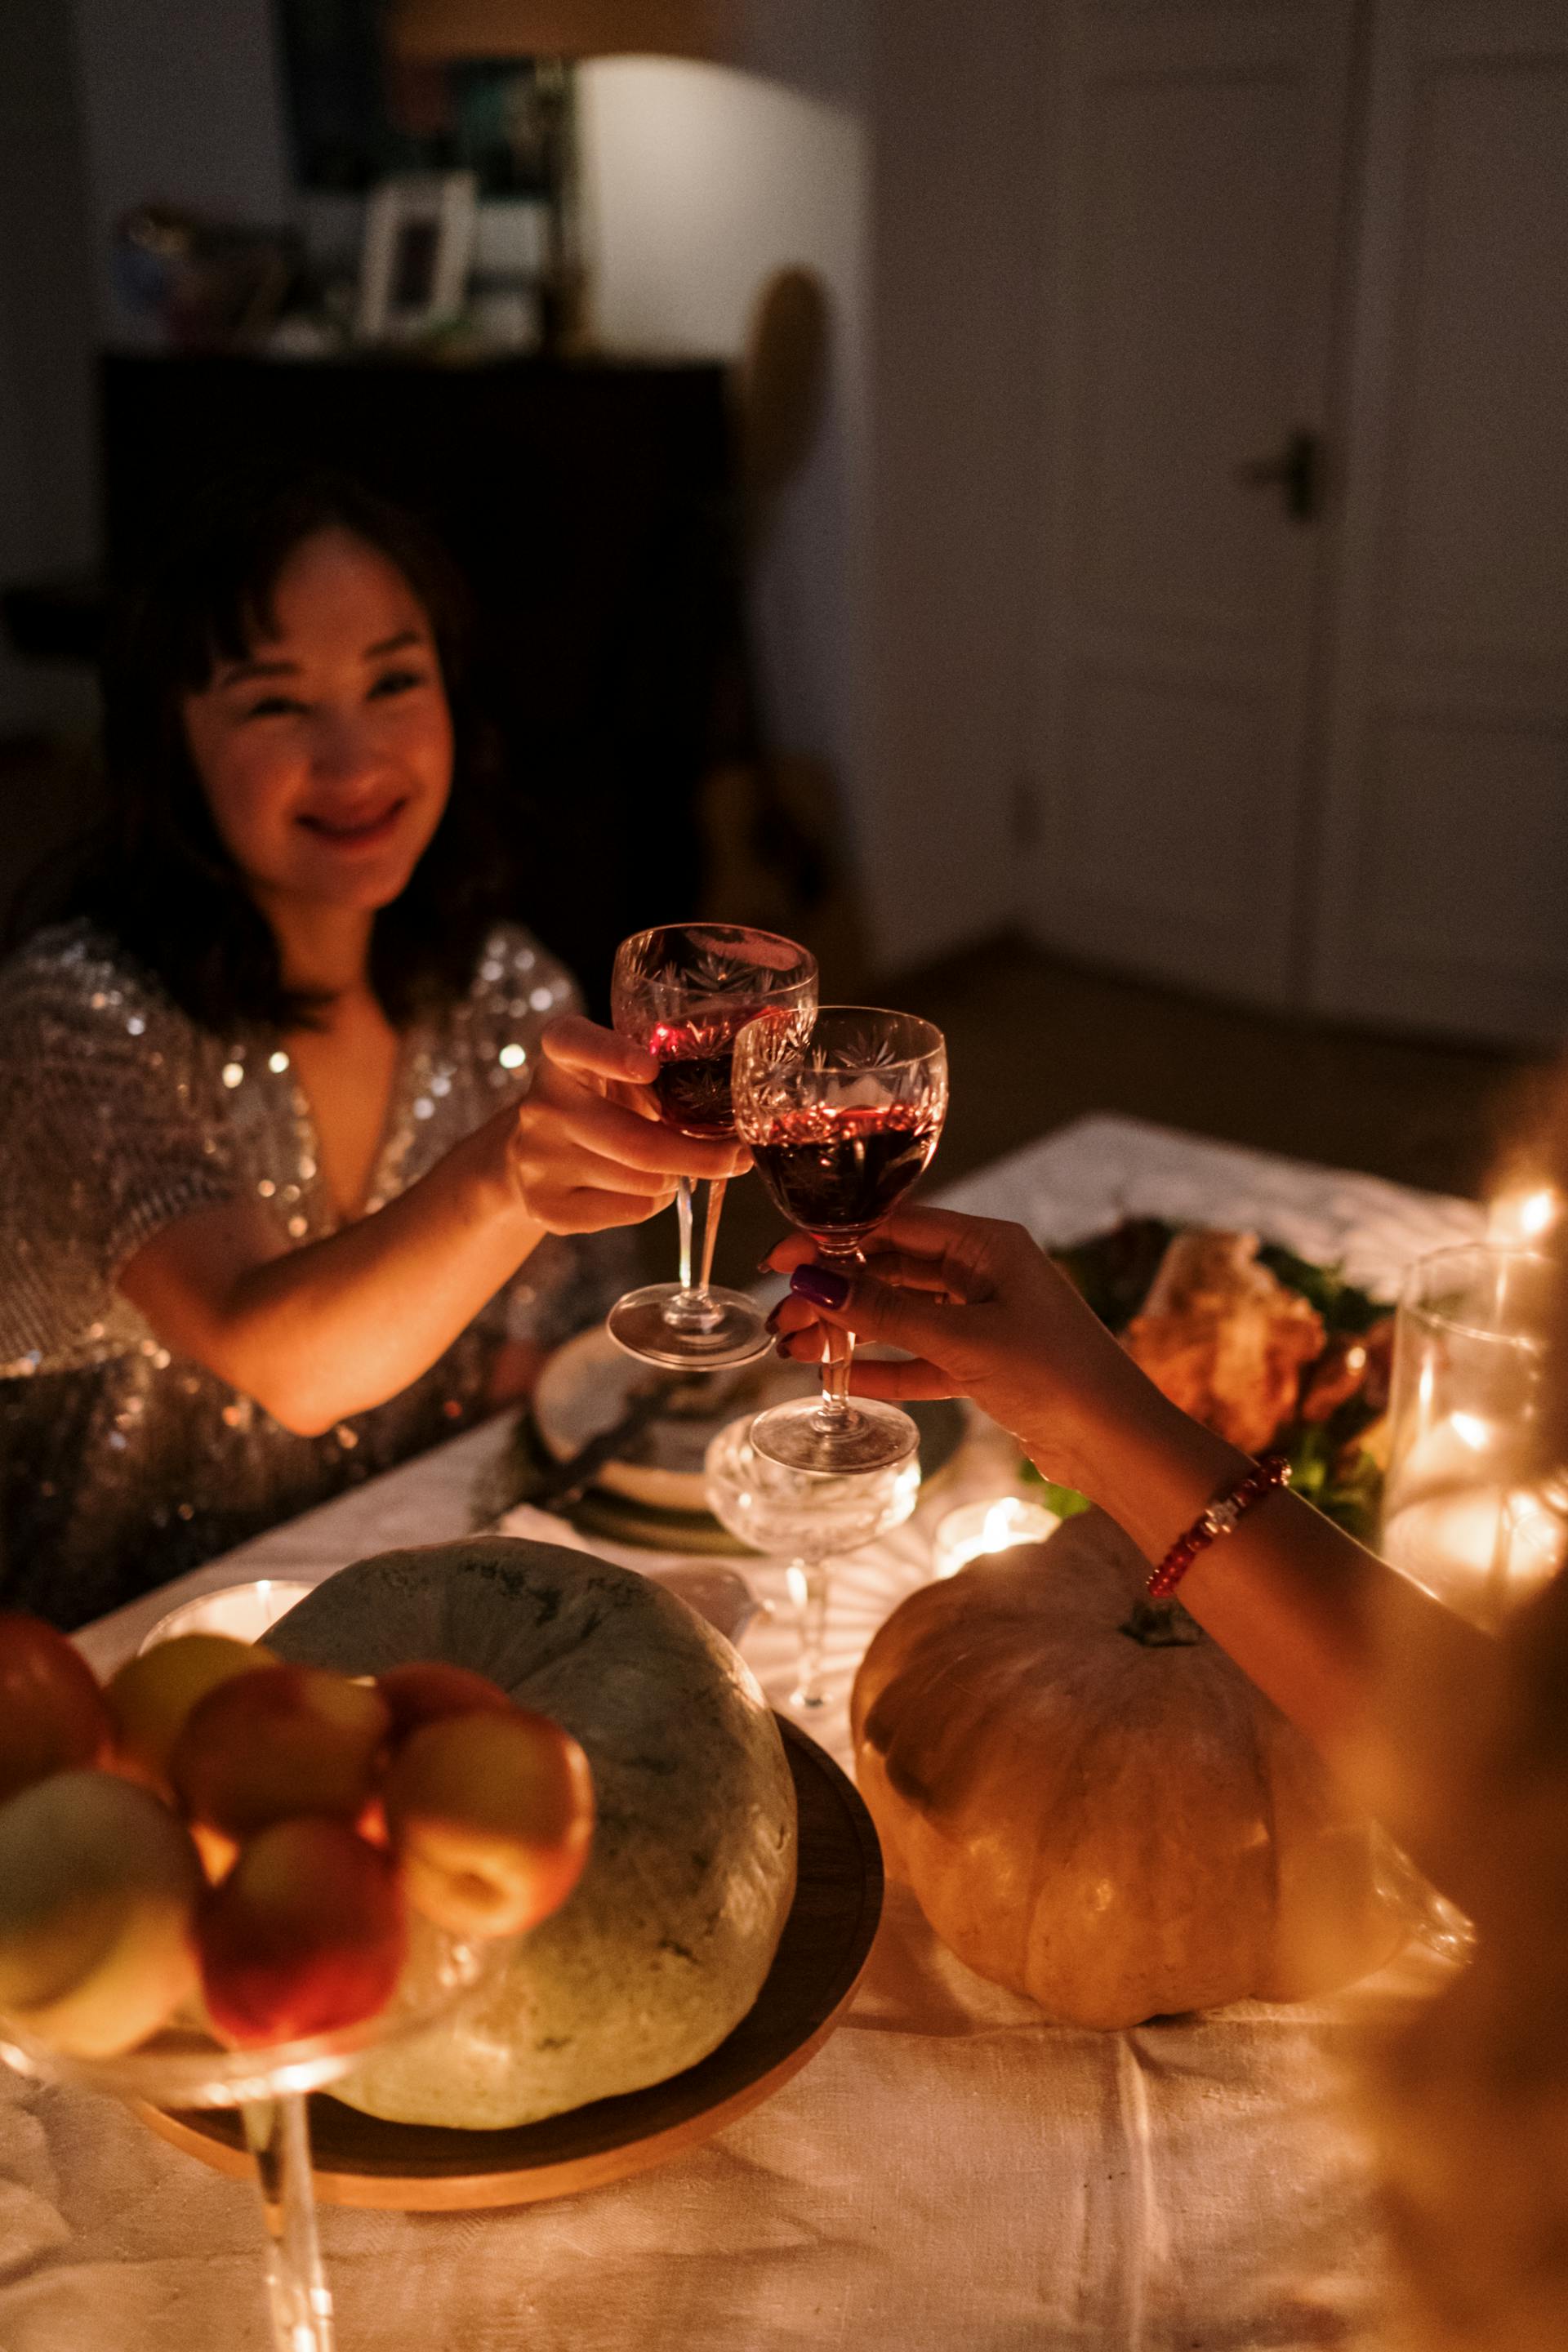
top-left (356, 172), bottom-right (479, 343)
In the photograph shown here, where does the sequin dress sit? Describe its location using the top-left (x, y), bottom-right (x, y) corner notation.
top-left (0, 918), bottom-right (611, 1629)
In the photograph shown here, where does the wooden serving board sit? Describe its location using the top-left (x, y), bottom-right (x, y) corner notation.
top-left (140, 1720), bottom-right (883, 2209)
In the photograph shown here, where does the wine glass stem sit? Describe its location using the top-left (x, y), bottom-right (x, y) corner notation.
top-left (663, 1176), bottom-right (729, 1333)
top-left (697, 1175), bottom-right (728, 1295)
top-left (816, 1250), bottom-right (862, 1426)
top-left (791, 1553), bottom-right (831, 1709)
top-left (244, 2091), bottom-right (336, 2352)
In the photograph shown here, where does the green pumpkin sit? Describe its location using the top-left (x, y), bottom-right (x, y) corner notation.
top-left (272, 1537), bottom-right (795, 2127)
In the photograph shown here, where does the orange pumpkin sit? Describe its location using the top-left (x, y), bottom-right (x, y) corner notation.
top-left (852, 1510), bottom-right (1403, 2027)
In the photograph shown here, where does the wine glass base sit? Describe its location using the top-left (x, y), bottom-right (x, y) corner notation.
top-left (606, 1285), bottom-right (773, 1372)
top-left (749, 1396), bottom-right (920, 1475)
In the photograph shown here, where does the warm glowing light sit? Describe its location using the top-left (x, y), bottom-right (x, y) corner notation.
top-left (138, 1578), bottom-right (318, 1652)
top-left (1383, 1484), bottom-right (1566, 1629)
top-left (1488, 1184), bottom-right (1560, 1245)
top-left (933, 1496), bottom-right (1059, 1579)
top-left (1451, 1412), bottom-right (1494, 1453)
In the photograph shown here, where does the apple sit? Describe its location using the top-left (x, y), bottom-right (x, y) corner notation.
top-left (106, 1633), bottom-right (278, 1794)
top-left (0, 1771), bottom-right (202, 2057)
top-left (375, 1662), bottom-right (515, 1748)
top-left (196, 1817), bottom-right (406, 2044)
top-left (0, 1614), bottom-right (112, 1805)
top-left (382, 1708), bottom-right (594, 1939)
top-left (171, 1664), bottom-right (390, 1843)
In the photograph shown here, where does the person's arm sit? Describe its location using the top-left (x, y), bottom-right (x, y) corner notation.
top-left (768, 1211), bottom-right (1499, 1879)
top-left (120, 1018), bottom-right (742, 1436)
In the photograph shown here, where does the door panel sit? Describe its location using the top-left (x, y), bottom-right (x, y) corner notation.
top-left (1033, 0), bottom-right (1360, 1005)
top-left (1312, 0), bottom-right (1568, 1044)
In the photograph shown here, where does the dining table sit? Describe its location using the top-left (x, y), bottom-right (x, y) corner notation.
top-left (0, 1115), bottom-right (1485, 2352)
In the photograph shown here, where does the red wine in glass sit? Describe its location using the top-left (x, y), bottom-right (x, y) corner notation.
top-left (647, 1017), bottom-right (766, 1141)
top-left (733, 1006), bottom-right (949, 1472)
top-left (750, 1104), bottom-right (942, 1249)
top-left (605, 927), bottom-right (817, 1372)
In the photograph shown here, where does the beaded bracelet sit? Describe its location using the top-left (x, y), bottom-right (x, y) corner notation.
top-left (1145, 1453), bottom-right (1291, 1598)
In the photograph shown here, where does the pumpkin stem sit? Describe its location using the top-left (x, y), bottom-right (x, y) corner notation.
top-left (1120, 1596), bottom-right (1206, 1647)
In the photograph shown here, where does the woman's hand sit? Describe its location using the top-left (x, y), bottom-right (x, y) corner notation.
top-left (505, 1016), bottom-right (748, 1235)
top-left (764, 1207), bottom-right (1191, 1502)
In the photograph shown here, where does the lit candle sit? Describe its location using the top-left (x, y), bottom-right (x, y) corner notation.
top-left (933, 1496), bottom-right (1060, 1579)
top-left (1487, 1183), bottom-right (1559, 1246)
top-left (1383, 1483), bottom-right (1563, 1629)
top-left (138, 1579), bottom-right (318, 1654)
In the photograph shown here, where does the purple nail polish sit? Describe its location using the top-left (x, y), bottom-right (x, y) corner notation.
top-left (790, 1263), bottom-right (850, 1310)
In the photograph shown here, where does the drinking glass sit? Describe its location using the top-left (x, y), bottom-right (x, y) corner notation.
top-left (733, 1005), bottom-right (947, 1472)
top-left (606, 923), bottom-right (817, 1370)
top-left (705, 1411), bottom-right (920, 1710)
top-left (1382, 1245), bottom-right (1566, 1632)
top-left (1376, 1244), bottom-right (1566, 1959)
top-left (0, 1919), bottom-right (507, 2352)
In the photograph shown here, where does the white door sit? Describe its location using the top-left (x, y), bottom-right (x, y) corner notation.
top-left (1310, 0), bottom-right (1568, 1047)
top-left (1031, 0), bottom-right (1361, 1005)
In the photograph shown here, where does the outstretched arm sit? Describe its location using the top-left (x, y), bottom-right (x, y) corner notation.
top-left (121, 1017), bottom-right (744, 1436)
top-left (768, 1209), bottom-right (1498, 1877)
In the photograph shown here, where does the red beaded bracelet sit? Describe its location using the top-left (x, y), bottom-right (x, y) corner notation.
top-left (1146, 1453), bottom-right (1291, 1598)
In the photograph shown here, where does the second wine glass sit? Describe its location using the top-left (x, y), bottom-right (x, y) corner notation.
top-left (733, 1005), bottom-right (947, 1472)
top-left (607, 923), bottom-right (817, 1371)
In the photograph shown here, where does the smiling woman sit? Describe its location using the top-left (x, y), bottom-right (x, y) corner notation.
top-left (0, 477), bottom-right (744, 1628)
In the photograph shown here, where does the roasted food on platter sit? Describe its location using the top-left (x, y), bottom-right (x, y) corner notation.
top-left (269, 1538), bottom-right (797, 2129)
top-left (1122, 1228), bottom-right (1326, 1454)
top-left (852, 1510), bottom-right (1404, 2028)
top-left (0, 1606), bottom-right (592, 2061)
top-left (1044, 1219), bottom-right (1393, 1538)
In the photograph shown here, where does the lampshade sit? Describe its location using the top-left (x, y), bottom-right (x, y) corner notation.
top-left (388, 0), bottom-right (740, 62)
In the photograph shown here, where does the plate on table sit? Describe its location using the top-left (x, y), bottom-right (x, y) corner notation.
top-left (530, 1326), bottom-right (965, 1522)
top-left (1045, 1218), bottom-right (1396, 1539)
top-left (141, 1717), bottom-right (882, 2208)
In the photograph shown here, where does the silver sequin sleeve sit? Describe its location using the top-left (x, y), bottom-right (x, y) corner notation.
top-left (0, 916), bottom-right (620, 1628)
top-left (0, 929), bottom-right (239, 1374)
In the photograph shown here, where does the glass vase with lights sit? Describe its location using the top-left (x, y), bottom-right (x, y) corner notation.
top-left (1381, 1244), bottom-right (1566, 1632)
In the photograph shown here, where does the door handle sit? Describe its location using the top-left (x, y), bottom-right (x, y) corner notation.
top-left (1236, 429), bottom-right (1322, 523)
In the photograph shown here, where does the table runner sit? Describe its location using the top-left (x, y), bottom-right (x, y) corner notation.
top-left (2, 1116), bottom-right (1484, 2350)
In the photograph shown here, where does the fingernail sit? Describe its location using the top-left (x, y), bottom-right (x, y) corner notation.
top-left (756, 1250), bottom-right (778, 1272)
top-left (790, 1263), bottom-right (849, 1310)
top-left (773, 1338), bottom-right (794, 1359)
top-left (764, 1301), bottom-right (784, 1333)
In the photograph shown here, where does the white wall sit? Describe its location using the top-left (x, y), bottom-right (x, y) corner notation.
top-left (578, 56), bottom-right (869, 870)
top-left (860, 0), bottom-right (1048, 972)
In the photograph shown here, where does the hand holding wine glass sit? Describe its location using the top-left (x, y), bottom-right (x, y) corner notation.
top-left (605, 924), bottom-right (817, 1371)
top-left (733, 1006), bottom-right (947, 1472)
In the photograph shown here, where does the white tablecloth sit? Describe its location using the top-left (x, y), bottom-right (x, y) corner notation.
top-left (2, 1117), bottom-right (1483, 2352)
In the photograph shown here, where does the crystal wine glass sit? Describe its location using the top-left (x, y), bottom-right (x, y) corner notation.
top-left (733, 1005), bottom-right (947, 1472)
top-left (705, 1412), bottom-right (920, 1711)
top-left (0, 1918), bottom-right (508, 2352)
top-left (606, 922), bottom-right (817, 1371)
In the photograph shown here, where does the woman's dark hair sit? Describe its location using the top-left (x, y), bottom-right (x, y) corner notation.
top-left (67, 470), bottom-right (516, 1032)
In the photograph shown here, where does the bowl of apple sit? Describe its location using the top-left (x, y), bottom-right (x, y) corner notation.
top-left (0, 1610), bottom-right (594, 2351)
